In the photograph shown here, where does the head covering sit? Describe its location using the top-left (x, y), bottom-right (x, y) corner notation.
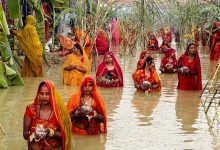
top-left (26, 15), bottom-right (36, 26)
top-left (57, 34), bottom-right (74, 50)
top-left (161, 48), bottom-right (177, 67)
top-left (66, 75), bottom-right (107, 133)
top-left (34, 80), bottom-right (72, 150)
top-left (95, 29), bottom-right (109, 55)
top-left (139, 50), bottom-right (151, 59)
top-left (96, 51), bottom-right (124, 87)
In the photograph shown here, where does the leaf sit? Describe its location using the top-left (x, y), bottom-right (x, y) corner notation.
top-left (0, 3), bottom-right (9, 35)
top-left (6, 0), bottom-right (20, 19)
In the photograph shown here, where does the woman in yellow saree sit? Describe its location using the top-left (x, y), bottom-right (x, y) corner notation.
top-left (63, 43), bottom-right (91, 86)
top-left (12, 15), bottom-right (43, 77)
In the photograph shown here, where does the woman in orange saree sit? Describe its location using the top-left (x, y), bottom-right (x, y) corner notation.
top-left (72, 27), bottom-right (94, 59)
top-left (57, 34), bottom-right (74, 56)
top-left (96, 51), bottom-right (123, 87)
top-left (132, 56), bottom-right (161, 92)
top-left (63, 43), bottom-right (91, 86)
top-left (23, 80), bottom-right (71, 150)
top-left (210, 22), bottom-right (220, 60)
top-left (177, 43), bottom-right (202, 90)
top-left (137, 50), bottom-right (152, 70)
top-left (66, 75), bottom-right (107, 135)
top-left (12, 15), bottom-right (42, 77)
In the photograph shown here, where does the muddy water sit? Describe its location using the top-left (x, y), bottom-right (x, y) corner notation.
top-left (0, 44), bottom-right (219, 149)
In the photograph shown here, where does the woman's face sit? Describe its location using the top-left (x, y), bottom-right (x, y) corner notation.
top-left (105, 54), bottom-right (113, 63)
top-left (73, 47), bottom-right (80, 55)
top-left (188, 44), bottom-right (196, 55)
top-left (82, 82), bottom-right (93, 94)
top-left (144, 51), bottom-right (151, 58)
top-left (38, 85), bottom-right (50, 105)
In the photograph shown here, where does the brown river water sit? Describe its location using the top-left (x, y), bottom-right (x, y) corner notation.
top-left (0, 43), bottom-right (220, 150)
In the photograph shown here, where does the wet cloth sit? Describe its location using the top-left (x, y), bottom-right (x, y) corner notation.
top-left (96, 52), bottom-right (123, 87)
top-left (63, 50), bottom-right (91, 86)
top-left (177, 49), bottom-right (202, 90)
top-left (95, 29), bottom-right (109, 55)
top-left (24, 80), bottom-right (71, 150)
top-left (66, 76), bottom-right (107, 135)
top-left (14, 15), bottom-right (43, 77)
top-left (132, 69), bottom-right (161, 92)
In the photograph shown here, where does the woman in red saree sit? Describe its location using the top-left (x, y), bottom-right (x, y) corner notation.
top-left (159, 39), bottom-right (170, 54)
top-left (66, 75), bottom-right (107, 135)
top-left (132, 56), bottom-right (161, 92)
top-left (160, 48), bottom-right (178, 73)
top-left (137, 50), bottom-right (152, 70)
top-left (23, 80), bottom-right (71, 150)
top-left (177, 43), bottom-right (202, 90)
top-left (147, 34), bottom-right (159, 51)
top-left (210, 22), bottom-right (220, 60)
top-left (95, 29), bottom-right (109, 55)
top-left (96, 51), bottom-right (124, 87)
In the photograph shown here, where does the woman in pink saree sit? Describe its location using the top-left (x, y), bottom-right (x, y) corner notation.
top-left (96, 51), bottom-right (123, 87)
top-left (110, 18), bottom-right (120, 46)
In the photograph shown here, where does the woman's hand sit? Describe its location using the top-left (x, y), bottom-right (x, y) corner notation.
top-left (64, 65), bottom-right (75, 71)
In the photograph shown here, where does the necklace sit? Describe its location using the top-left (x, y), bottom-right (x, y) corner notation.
top-left (38, 104), bottom-right (53, 120)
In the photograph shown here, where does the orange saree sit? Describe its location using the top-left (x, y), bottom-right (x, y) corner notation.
top-left (66, 76), bottom-right (107, 135)
top-left (132, 69), bottom-right (161, 92)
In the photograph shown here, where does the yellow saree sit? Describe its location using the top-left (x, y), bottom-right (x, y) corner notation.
top-left (63, 51), bottom-right (91, 86)
top-left (15, 15), bottom-right (43, 77)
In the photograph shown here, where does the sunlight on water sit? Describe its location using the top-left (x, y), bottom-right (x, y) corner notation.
top-left (0, 43), bottom-right (219, 149)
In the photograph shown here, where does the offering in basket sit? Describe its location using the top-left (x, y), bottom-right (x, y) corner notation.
top-left (165, 63), bottom-right (174, 70)
top-left (142, 80), bottom-right (151, 89)
top-left (35, 124), bottom-right (47, 138)
top-left (179, 66), bottom-right (189, 74)
top-left (81, 105), bottom-right (93, 115)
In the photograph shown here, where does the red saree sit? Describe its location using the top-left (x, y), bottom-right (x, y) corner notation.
top-left (210, 22), bottom-right (220, 60)
top-left (159, 40), bottom-right (171, 53)
top-left (96, 29), bottom-right (109, 55)
top-left (160, 48), bottom-right (178, 73)
top-left (96, 51), bottom-right (124, 87)
top-left (66, 76), bottom-right (107, 135)
top-left (177, 50), bottom-right (202, 90)
top-left (24, 80), bottom-right (71, 150)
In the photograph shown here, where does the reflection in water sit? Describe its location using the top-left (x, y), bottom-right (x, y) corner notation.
top-left (132, 91), bottom-right (161, 126)
top-left (99, 88), bottom-right (123, 121)
top-left (175, 91), bottom-right (200, 134)
top-left (72, 134), bottom-right (106, 150)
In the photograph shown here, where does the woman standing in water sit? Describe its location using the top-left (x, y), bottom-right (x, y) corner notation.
top-left (96, 51), bottom-right (124, 87)
top-left (67, 75), bottom-right (107, 135)
top-left (63, 43), bottom-right (91, 86)
top-left (23, 80), bottom-right (71, 150)
top-left (132, 56), bottom-right (161, 92)
top-left (177, 43), bottom-right (202, 90)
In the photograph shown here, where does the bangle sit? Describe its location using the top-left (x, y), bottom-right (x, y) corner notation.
top-left (93, 111), bottom-right (97, 118)
top-left (49, 129), bottom-right (54, 137)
